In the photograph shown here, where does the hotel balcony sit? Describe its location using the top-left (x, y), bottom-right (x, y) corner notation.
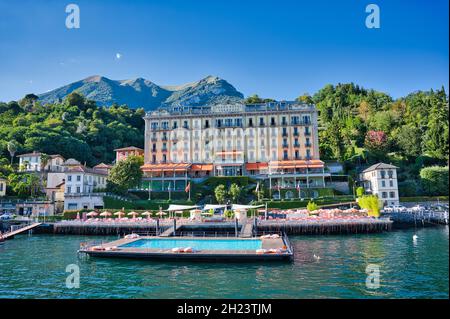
top-left (293, 143), bottom-right (300, 148)
top-left (305, 143), bottom-right (312, 147)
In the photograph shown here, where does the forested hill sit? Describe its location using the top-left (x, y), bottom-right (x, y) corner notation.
top-left (0, 84), bottom-right (448, 196)
top-left (0, 92), bottom-right (145, 166)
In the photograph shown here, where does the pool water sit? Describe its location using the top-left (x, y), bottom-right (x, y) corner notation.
top-left (120, 238), bottom-right (263, 251)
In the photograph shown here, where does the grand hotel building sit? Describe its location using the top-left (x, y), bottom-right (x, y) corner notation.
top-left (142, 102), bottom-right (330, 198)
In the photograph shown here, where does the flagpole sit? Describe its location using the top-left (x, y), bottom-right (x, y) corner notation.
top-left (188, 183), bottom-right (191, 201)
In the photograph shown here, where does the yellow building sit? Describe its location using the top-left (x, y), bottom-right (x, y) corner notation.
top-left (142, 102), bottom-right (330, 198)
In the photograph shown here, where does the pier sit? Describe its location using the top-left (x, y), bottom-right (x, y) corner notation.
top-left (49, 217), bottom-right (392, 236)
top-left (0, 222), bottom-right (42, 240)
top-left (386, 210), bottom-right (449, 226)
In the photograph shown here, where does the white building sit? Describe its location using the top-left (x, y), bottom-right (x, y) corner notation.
top-left (359, 163), bottom-right (399, 206)
top-left (18, 152), bottom-right (65, 172)
top-left (0, 177), bottom-right (6, 197)
top-left (63, 165), bottom-right (108, 211)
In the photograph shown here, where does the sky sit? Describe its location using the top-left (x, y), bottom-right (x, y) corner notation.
top-left (0, 0), bottom-right (448, 102)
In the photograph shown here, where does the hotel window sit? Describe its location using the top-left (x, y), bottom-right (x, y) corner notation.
top-left (216, 119), bottom-right (222, 128)
top-left (260, 150), bottom-right (265, 159)
top-left (205, 152), bottom-right (210, 160)
top-left (194, 153), bottom-right (199, 161)
top-left (291, 116), bottom-right (299, 125)
top-left (76, 175), bottom-right (81, 182)
top-left (248, 118), bottom-right (253, 127)
top-left (152, 155), bottom-right (156, 163)
top-left (172, 121), bottom-right (178, 129)
top-left (204, 120), bottom-right (209, 128)
top-left (389, 191), bottom-right (395, 198)
top-left (302, 115), bottom-right (311, 124)
top-left (184, 153), bottom-right (188, 162)
top-left (380, 170), bottom-right (386, 179)
top-left (272, 151), bottom-right (277, 160)
top-left (235, 118), bottom-right (242, 127)
top-left (295, 150), bottom-right (300, 159)
top-left (282, 116), bottom-right (287, 125)
top-left (270, 117), bottom-right (276, 126)
top-left (76, 186), bottom-right (80, 193)
top-left (381, 180), bottom-right (386, 187)
top-left (162, 121), bottom-right (169, 130)
top-left (304, 127), bottom-right (311, 136)
top-left (67, 186), bottom-right (71, 193)
top-left (152, 143), bottom-right (156, 151)
top-left (283, 150), bottom-right (288, 160)
top-left (250, 151), bottom-right (254, 161)
top-left (67, 175), bottom-right (72, 182)
top-left (305, 138), bottom-right (311, 147)
top-left (388, 170), bottom-right (394, 178)
top-left (151, 122), bottom-right (158, 130)
top-left (259, 117), bottom-right (265, 126)
top-left (183, 120), bottom-right (189, 129)
top-left (282, 127), bottom-right (288, 137)
top-left (194, 120), bottom-right (199, 128)
top-left (306, 149), bottom-right (311, 159)
top-left (283, 138), bottom-right (288, 147)
top-left (389, 180), bottom-right (394, 187)
top-left (162, 155), bottom-right (167, 163)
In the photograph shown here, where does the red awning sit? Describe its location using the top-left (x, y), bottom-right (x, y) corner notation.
top-left (245, 162), bottom-right (268, 170)
top-left (191, 164), bottom-right (213, 171)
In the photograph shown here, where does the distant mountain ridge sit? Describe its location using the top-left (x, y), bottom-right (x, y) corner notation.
top-left (38, 75), bottom-right (244, 110)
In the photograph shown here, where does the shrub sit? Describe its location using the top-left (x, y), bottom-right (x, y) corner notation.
top-left (358, 195), bottom-right (381, 217)
top-left (306, 201), bottom-right (319, 211)
top-left (420, 166), bottom-right (449, 196)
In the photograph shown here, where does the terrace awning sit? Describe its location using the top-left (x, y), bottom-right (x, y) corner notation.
top-left (245, 162), bottom-right (268, 170)
top-left (203, 204), bottom-right (228, 210)
top-left (191, 164), bottom-right (213, 171)
top-left (166, 204), bottom-right (199, 212)
top-left (141, 163), bottom-right (191, 172)
top-left (269, 160), bottom-right (324, 169)
top-left (231, 204), bottom-right (264, 210)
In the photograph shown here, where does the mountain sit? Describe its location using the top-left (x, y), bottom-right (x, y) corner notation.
top-left (38, 75), bottom-right (244, 110)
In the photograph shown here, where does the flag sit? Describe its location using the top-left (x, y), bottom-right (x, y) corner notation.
top-left (296, 183), bottom-right (300, 191)
top-left (168, 183), bottom-right (171, 191)
top-left (276, 184), bottom-right (281, 191)
top-left (255, 182), bottom-right (259, 193)
top-left (185, 182), bottom-right (190, 193)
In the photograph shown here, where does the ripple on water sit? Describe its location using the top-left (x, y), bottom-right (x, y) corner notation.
top-left (0, 227), bottom-right (448, 299)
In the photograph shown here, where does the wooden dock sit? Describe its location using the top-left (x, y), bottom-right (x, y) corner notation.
top-left (1, 222), bottom-right (42, 240)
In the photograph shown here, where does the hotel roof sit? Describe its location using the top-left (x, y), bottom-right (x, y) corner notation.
top-left (362, 163), bottom-right (398, 173)
top-left (114, 146), bottom-right (144, 152)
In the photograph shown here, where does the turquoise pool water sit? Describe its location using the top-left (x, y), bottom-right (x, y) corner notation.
top-left (120, 238), bottom-right (262, 250)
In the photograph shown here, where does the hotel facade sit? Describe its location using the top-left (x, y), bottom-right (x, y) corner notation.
top-left (142, 102), bottom-right (330, 198)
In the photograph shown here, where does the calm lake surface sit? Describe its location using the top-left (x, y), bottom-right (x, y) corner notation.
top-left (0, 227), bottom-right (448, 299)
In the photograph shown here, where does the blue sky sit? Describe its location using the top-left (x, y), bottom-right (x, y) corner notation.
top-left (0, 0), bottom-right (448, 102)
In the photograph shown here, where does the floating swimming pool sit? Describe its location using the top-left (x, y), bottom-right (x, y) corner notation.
top-left (120, 238), bottom-right (262, 251)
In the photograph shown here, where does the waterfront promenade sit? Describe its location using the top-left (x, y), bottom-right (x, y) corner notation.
top-left (49, 215), bottom-right (392, 236)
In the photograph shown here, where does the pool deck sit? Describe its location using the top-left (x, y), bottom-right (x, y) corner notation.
top-left (79, 236), bottom-right (293, 262)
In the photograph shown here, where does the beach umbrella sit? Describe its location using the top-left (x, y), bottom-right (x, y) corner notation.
top-left (141, 211), bottom-right (152, 217)
top-left (114, 211), bottom-right (125, 218)
top-left (86, 211), bottom-right (98, 218)
top-left (100, 211), bottom-right (111, 218)
top-left (127, 211), bottom-right (139, 218)
top-left (156, 211), bottom-right (167, 217)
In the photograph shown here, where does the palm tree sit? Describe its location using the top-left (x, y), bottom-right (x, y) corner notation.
top-left (39, 153), bottom-right (51, 192)
top-left (7, 140), bottom-right (17, 166)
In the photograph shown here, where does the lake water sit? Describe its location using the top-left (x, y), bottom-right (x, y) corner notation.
top-left (0, 226), bottom-right (448, 298)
